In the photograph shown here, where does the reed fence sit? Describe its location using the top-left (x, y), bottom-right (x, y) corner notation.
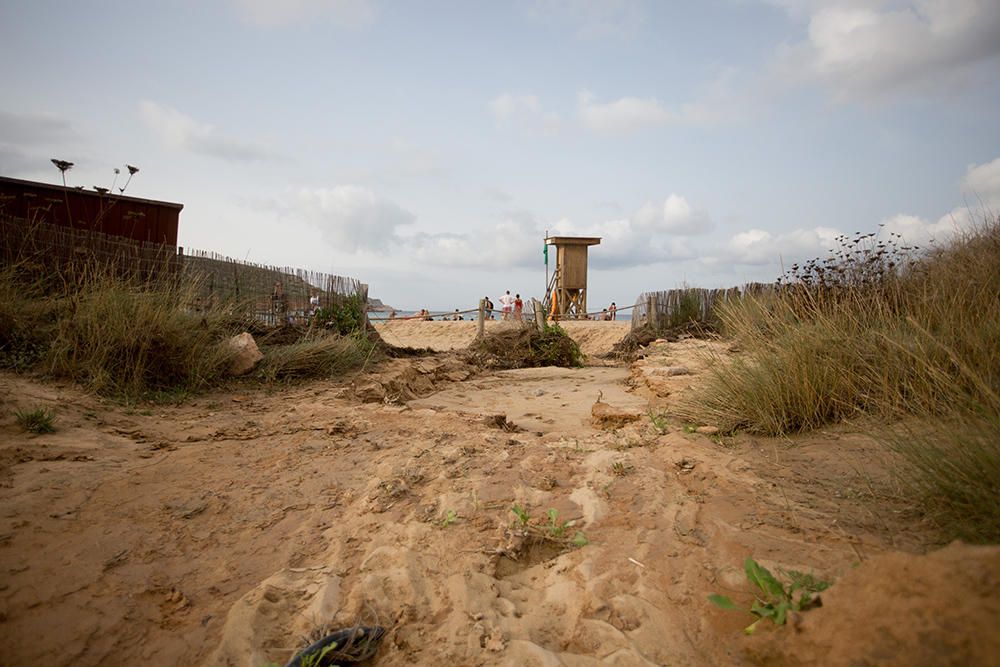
top-left (631, 283), bottom-right (774, 331)
top-left (1, 215), bottom-right (368, 326)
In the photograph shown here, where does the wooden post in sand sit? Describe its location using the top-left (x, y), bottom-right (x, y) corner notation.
top-left (532, 298), bottom-right (545, 331)
top-left (477, 298), bottom-right (486, 338)
top-left (647, 295), bottom-right (658, 330)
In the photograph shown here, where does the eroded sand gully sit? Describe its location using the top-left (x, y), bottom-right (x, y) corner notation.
top-left (1, 323), bottom-right (996, 665)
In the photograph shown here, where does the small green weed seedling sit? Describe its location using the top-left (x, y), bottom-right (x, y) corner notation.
top-left (441, 510), bottom-right (458, 527)
top-left (649, 411), bottom-right (669, 434)
top-left (610, 460), bottom-right (634, 476)
top-left (15, 407), bottom-right (57, 434)
top-left (709, 557), bottom-right (829, 634)
top-left (511, 505), bottom-right (588, 548)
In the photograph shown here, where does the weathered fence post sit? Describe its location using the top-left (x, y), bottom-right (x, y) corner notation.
top-left (532, 298), bottom-right (545, 331)
top-left (477, 298), bottom-right (486, 338)
top-left (647, 295), bottom-right (658, 329)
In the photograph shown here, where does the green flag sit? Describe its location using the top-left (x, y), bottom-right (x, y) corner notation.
top-left (543, 243), bottom-right (548, 265)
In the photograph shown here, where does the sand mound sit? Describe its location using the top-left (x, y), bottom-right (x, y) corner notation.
top-left (746, 541), bottom-right (1000, 666)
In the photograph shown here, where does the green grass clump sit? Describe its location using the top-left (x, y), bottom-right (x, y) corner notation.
top-left (677, 216), bottom-right (1000, 541)
top-left (15, 406), bottom-right (57, 433)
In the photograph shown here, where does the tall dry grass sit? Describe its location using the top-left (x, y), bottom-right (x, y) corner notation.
top-left (1, 260), bottom-right (380, 400)
top-left (1, 264), bottom-right (244, 397)
top-left (676, 217), bottom-right (1000, 541)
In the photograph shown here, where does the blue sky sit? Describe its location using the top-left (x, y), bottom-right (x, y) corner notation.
top-left (2, 0), bottom-right (999, 310)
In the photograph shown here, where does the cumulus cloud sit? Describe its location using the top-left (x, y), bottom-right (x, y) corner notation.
top-left (548, 194), bottom-right (709, 268)
top-left (772, 0), bottom-right (1000, 100)
top-left (715, 154), bottom-right (1000, 271)
top-left (576, 79), bottom-right (743, 132)
top-left (408, 215), bottom-right (541, 269)
top-left (139, 101), bottom-right (280, 162)
top-left (577, 91), bottom-right (672, 132)
top-left (874, 155), bottom-right (1000, 246)
top-left (633, 194), bottom-right (712, 235)
top-left (489, 94), bottom-right (561, 133)
top-left (289, 185), bottom-right (416, 252)
top-left (962, 157), bottom-right (1000, 206)
top-left (229, 0), bottom-right (375, 28)
top-left (719, 226), bottom-right (841, 267)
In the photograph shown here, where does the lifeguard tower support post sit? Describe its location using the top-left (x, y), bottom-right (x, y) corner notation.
top-left (544, 235), bottom-right (601, 319)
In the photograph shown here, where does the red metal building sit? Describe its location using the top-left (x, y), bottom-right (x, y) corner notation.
top-left (0, 175), bottom-right (182, 246)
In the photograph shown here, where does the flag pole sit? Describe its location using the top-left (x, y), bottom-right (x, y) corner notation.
top-left (544, 229), bottom-right (549, 308)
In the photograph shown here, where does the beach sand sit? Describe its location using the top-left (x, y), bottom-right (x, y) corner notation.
top-left (1, 328), bottom-right (996, 666)
top-left (373, 319), bottom-right (631, 357)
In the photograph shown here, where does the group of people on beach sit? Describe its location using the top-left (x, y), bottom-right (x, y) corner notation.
top-left (485, 290), bottom-right (524, 321)
top-left (384, 295), bottom-right (619, 323)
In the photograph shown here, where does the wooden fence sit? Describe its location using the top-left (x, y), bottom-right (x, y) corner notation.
top-left (631, 283), bottom-right (774, 331)
top-left (181, 249), bottom-right (367, 326)
top-left (1, 215), bottom-right (368, 326)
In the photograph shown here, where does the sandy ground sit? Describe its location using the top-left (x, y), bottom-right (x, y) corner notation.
top-left (1, 324), bottom-right (997, 666)
top-left (373, 319), bottom-right (631, 357)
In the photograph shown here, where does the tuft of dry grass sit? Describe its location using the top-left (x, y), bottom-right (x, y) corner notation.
top-left (257, 334), bottom-right (376, 381)
top-left (42, 275), bottom-right (239, 397)
top-left (676, 216), bottom-right (1000, 541)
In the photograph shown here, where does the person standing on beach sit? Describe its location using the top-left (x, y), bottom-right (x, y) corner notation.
top-left (499, 290), bottom-right (514, 320)
top-left (485, 296), bottom-right (494, 320)
top-left (609, 302), bottom-right (617, 320)
top-left (514, 294), bottom-right (524, 321)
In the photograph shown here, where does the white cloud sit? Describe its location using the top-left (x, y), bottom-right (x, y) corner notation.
top-left (229, 0), bottom-right (375, 28)
top-left (878, 213), bottom-right (960, 246)
top-left (633, 194), bottom-right (712, 235)
top-left (576, 79), bottom-right (744, 133)
top-left (290, 185), bottom-right (416, 252)
top-left (772, 0), bottom-right (1000, 100)
top-left (879, 156), bottom-right (1000, 246)
top-left (962, 157), bottom-right (1000, 206)
top-left (577, 91), bottom-right (672, 132)
top-left (716, 153), bottom-right (1000, 270)
top-left (549, 194), bottom-right (710, 267)
top-left (719, 226), bottom-right (841, 267)
top-left (139, 101), bottom-right (280, 162)
top-left (489, 94), bottom-right (561, 133)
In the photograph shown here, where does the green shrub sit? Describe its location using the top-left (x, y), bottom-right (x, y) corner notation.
top-left (313, 294), bottom-right (367, 335)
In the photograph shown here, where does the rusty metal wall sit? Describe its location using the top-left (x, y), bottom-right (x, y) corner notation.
top-left (0, 176), bottom-right (182, 245)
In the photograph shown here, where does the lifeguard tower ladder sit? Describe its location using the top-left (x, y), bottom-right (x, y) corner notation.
top-left (544, 235), bottom-right (601, 319)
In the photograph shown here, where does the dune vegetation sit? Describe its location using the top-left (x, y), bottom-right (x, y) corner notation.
top-left (676, 216), bottom-right (1000, 541)
top-left (0, 263), bottom-right (375, 400)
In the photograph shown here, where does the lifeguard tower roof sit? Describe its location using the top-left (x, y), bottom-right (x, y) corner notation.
top-left (544, 236), bottom-right (601, 246)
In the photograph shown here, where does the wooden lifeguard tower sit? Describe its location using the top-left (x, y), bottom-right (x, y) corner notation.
top-left (544, 235), bottom-right (601, 319)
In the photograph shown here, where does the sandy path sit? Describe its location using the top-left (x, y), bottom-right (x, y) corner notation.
top-left (1, 339), bottom-right (994, 666)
